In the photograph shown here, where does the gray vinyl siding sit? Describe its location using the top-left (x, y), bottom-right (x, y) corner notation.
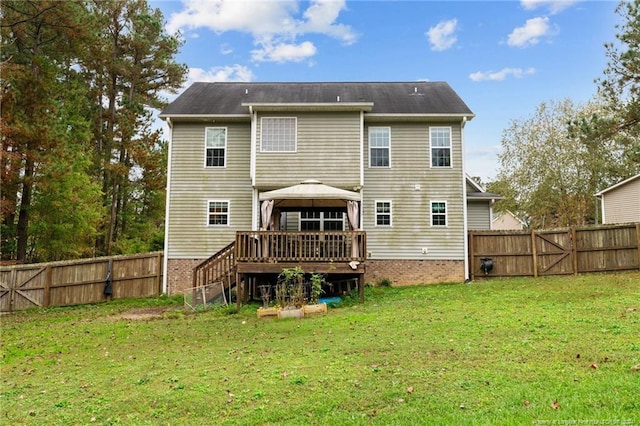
top-left (467, 201), bottom-right (491, 230)
top-left (255, 112), bottom-right (361, 189)
top-left (362, 122), bottom-right (465, 260)
top-left (602, 178), bottom-right (640, 224)
top-left (167, 122), bottom-right (252, 258)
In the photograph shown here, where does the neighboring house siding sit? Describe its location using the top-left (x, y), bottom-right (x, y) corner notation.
top-left (254, 112), bottom-right (361, 189)
top-left (602, 178), bottom-right (640, 224)
top-left (362, 122), bottom-right (465, 260)
top-left (167, 122), bottom-right (253, 258)
top-left (467, 202), bottom-right (491, 230)
top-left (492, 212), bottom-right (524, 230)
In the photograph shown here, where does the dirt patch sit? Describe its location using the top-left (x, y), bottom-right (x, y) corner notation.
top-left (113, 306), bottom-right (182, 321)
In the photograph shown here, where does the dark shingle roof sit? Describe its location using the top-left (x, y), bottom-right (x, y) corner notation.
top-left (161, 82), bottom-right (474, 117)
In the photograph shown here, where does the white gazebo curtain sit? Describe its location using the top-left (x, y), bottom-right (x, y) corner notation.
top-left (347, 200), bottom-right (360, 257)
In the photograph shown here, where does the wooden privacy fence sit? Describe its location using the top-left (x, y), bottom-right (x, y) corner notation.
top-left (468, 223), bottom-right (640, 279)
top-left (0, 252), bottom-right (163, 312)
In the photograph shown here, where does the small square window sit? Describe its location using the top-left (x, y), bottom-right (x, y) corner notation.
top-left (208, 201), bottom-right (229, 225)
top-left (375, 201), bottom-right (392, 226)
top-left (431, 201), bottom-right (447, 226)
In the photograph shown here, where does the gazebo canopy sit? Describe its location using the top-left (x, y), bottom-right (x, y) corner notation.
top-left (259, 180), bottom-right (361, 208)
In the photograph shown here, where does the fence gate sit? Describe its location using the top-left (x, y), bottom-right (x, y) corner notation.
top-left (534, 231), bottom-right (574, 276)
top-left (0, 267), bottom-right (46, 312)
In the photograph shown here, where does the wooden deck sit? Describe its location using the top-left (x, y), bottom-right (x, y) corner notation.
top-left (235, 231), bottom-right (366, 302)
top-left (193, 231), bottom-right (367, 304)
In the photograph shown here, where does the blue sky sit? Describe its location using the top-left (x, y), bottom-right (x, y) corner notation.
top-left (152, 0), bottom-right (621, 182)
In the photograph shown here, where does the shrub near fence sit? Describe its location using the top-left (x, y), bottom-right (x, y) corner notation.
top-left (0, 252), bottom-right (163, 312)
top-left (468, 223), bottom-right (640, 280)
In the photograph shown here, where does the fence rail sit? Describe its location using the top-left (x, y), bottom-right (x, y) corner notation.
top-left (468, 223), bottom-right (640, 279)
top-left (0, 252), bottom-right (163, 312)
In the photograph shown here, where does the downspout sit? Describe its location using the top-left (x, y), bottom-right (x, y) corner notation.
top-left (250, 106), bottom-right (259, 230)
top-left (359, 110), bottom-right (364, 188)
top-left (359, 111), bottom-right (365, 230)
top-left (460, 116), bottom-right (470, 281)
top-left (162, 117), bottom-right (173, 294)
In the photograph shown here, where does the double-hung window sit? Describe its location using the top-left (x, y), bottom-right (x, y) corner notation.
top-left (208, 201), bottom-right (229, 226)
top-left (430, 127), bottom-right (451, 167)
top-left (261, 117), bottom-right (296, 152)
top-left (205, 127), bottom-right (226, 167)
top-left (369, 127), bottom-right (390, 167)
top-left (431, 201), bottom-right (447, 226)
top-left (375, 201), bottom-right (392, 226)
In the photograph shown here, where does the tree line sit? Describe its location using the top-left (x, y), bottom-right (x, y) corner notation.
top-left (1, 0), bottom-right (187, 262)
top-left (488, 0), bottom-right (640, 229)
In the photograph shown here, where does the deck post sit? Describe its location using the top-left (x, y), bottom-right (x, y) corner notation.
top-left (235, 272), bottom-right (242, 308)
top-left (358, 273), bottom-right (364, 303)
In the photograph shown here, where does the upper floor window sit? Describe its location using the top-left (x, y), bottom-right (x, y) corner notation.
top-left (369, 127), bottom-right (390, 167)
top-left (205, 127), bottom-right (226, 167)
top-left (375, 201), bottom-right (392, 226)
top-left (430, 127), bottom-right (451, 167)
top-left (261, 117), bottom-right (296, 152)
top-left (208, 200), bottom-right (229, 226)
top-left (431, 201), bottom-right (447, 226)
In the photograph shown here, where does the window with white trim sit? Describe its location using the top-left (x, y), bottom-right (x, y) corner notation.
top-left (205, 127), bottom-right (226, 167)
top-left (300, 211), bottom-right (344, 231)
top-left (208, 200), bottom-right (229, 226)
top-left (369, 127), bottom-right (390, 167)
top-left (375, 201), bottom-right (392, 226)
top-left (261, 117), bottom-right (296, 152)
top-left (430, 127), bottom-right (451, 167)
top-left (431, 201), bottom-right (447, 226)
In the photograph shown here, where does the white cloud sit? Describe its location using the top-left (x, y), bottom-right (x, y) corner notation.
top-left (426, 18), bottom-right (458, 51)
top-left (507, 17), bottom-right (550, 48)
top-left (188, 65), bottom-right (255, 84)
top-left (220, 44), bottom-right (233, 55)
top-left (469, 67), bottom-right (536, 82)
top-left (521, 0), bottom-right (581, 14)
top-left (166, 0), bottom-right (356, 63)
top-left (251, 40), bottom-right (317, 63)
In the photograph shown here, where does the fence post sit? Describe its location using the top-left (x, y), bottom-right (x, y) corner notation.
top-left (468, 232), bottom-right (475, 281)
top-left (571, 227), bottom-right (578, 275)
top-left (530, 230), bottom-right (538, 277)
top-left (9, 268), bottom-right (17, 312)
top-left (636, 223), bottom-right (640, 270)
top-left (156, 252), bottom-right (163, 295)
top-left (44, 265), bottom-right (52, 308)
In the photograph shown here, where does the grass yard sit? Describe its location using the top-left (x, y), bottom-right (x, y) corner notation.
top-left (1, 272), bottom-right (639, 425)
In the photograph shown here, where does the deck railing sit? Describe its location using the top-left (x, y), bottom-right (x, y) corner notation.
top-left (193, 241), bottom-right (236, 288)
top-left (235, 231), bottom-right (366, 263)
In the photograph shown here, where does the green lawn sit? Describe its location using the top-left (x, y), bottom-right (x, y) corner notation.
top-left (1, 272), bottom-right (639, 425)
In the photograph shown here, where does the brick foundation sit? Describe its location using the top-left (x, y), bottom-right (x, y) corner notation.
top-left (365, 259), bottom-right (465, 286)
top-left (167, 258), bottom-right (465, 294)
top-left (167, 258), bottom-right (204, 294)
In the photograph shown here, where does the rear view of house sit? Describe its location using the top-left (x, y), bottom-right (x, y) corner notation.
top-left (160, 82), bottom-right (475, 297)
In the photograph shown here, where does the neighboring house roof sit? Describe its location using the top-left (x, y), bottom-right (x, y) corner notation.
top-left (595, 173), bottom-right (640, 196)
top-left (465, 175), bottom-right (503, 201)
top-left (492, 210), bottom-right (526, 227)
top-left (160, 81), bottom-right (475, 118)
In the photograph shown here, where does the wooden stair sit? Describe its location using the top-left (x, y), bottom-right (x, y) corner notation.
top-left (192, 241), bottom-right (236, 303)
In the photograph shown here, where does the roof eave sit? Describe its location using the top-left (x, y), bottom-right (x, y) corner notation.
top-left (595, 173), bottom-right (640, 196)
top-left (365, 113), bottom-right (475, 122)
top-left (158, 113), bottom-right (251, 121)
